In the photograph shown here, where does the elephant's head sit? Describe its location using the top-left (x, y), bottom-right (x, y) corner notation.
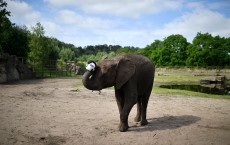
top-left (82, 58), bottom-right (135, 91)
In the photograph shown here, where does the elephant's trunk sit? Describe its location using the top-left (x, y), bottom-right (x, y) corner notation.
top-left (82, 71), bottom-right (101, 91)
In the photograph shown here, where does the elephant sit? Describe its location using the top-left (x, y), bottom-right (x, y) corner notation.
top-left (82, 54), bottom-right (155, 132)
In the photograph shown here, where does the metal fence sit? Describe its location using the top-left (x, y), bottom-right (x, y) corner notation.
top-left (18, 57), bottom-right (82, 78)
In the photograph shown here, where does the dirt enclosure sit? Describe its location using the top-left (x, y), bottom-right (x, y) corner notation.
top-left (0, 78), bottom-right (230, 145)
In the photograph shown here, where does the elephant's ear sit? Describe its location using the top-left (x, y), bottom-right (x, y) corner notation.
top-left (116, 60), bottom-right (135, 89)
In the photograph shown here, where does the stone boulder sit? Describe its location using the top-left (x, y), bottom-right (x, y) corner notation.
top-left (0, 54), bottom-right (35, 83)
top-left (200, 76), bottom-right (226, 84)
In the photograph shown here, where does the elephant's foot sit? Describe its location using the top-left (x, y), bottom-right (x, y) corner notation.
top-left (119, 123), bottom-right (129, 132)
top-left (140, 119), bottom-right (148, 126)
top-left (134, 116), bottom-right (141, 122)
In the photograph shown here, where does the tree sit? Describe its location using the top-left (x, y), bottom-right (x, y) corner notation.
top-left (148, 40), bottom-right (162, 65)
top-left (186, 33), bottom-right (212, 66)
top-left (0, 0), bottom-right (10, 18)
top-left (74, 46), bottom-right (84, 57)
top-left (142, 35), bottom-right (188, 66)
top-left (160, 34), bottom-right (188, 66)
top-left (28, 22), bottom-right (48, 66)
top-left (107, 51), bottom-right (116, 59)
top-left (84, 45), bottom-right (96, 55)
top-left (224, 37), bottom-right (230, 66)
top-left (31, 22), bottom-right (44, 37)
top-left (59, 47), bottom-right (74, 61)
top-left (186, 33), bottom-right (230, 67)
top-left (210, 36), bottom-right (230, 66)
top-left (0, 1), bottom-right (30, 57)
top-left (47, 38), bottom-right (60, 61)
top-left (109, 45), bottom-right (122, 52)
top-left (116, 46), bottom-right (138, 54)
top-left (0, 0), bottom-right (11, 53)
top-left (4, 25), bottom-right (30, 57)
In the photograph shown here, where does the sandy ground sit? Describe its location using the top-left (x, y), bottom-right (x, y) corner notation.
top-left (0, 78), bottom-right (230, 145)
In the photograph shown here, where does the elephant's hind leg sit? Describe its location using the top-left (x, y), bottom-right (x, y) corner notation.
top-left (141, 82), bottom-right (153, 126)
top-left (134, 97), bottom-right (141, 122)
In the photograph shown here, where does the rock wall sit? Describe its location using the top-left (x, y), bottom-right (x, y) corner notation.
top-left (0, 54), bottom-right (35, 83)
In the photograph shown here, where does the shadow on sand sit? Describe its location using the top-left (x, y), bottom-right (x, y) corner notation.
top-left (130, 115), bottom-right (201, 132)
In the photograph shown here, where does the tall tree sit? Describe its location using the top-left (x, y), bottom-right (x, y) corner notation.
top-left (224, 37), bottom-right (230, 66)
top-left (28, 22), bottom-right (48, 65)
top-left (140, 40), bottom-right (162, 65)
top-left (143, 35), bottom-right (188, 66)
top-left (0, 0), bottom-right (11, 53)
top-left (161, 34), bottom-right (189, 66)
top-left (186, 33), bottom-right (230, 67)
top-left (0, 1), bottom-right (29, 57)
top-left (7, 25), bottom-right (30, 57)
top-left (59, 47), bottom-right (74, 61)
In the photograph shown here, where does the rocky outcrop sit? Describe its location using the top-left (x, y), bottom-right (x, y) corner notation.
top-left (200, 76), bottom-right (226, 84)
top-left (0, 54), bottom-right (35, 83)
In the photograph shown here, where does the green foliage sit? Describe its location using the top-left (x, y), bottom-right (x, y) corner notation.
top-left (28, 23), bottom-right (61, 67)
top-left (140, 35), bottom-right (189, 67)
top-left (59, 47), bottom-right (75, 61)
top-left (186, 33), bottom-right (230, 67)
top-left (107, 51), bottom-right (116, 58)
top-left (0, 0), bottom-right (30, 57)
top-left (0, 19), bottom-right (30, 57)
top-left (56, 59), bottom-right (65, 70)
top-left (139, 40), bottom-right (162, 59)
top-left (0, 0), bottom-right (10, 19)
top-left (77, 51), bottom-right (118, 62)
top-left (116, 46), bottom-right (139, 54)
top-left (28, 22), bottom-right (48, 66)
top-left (141, 33), bottom-right (229, 67)
top-left (7, 25), bottom-right (30, 57)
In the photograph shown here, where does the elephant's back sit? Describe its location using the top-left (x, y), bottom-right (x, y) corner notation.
top-left (114, 54), bottom-right (153, 65)
top-left (114, 54), bottom-right (154, 73)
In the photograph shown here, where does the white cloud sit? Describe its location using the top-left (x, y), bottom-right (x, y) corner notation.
top-left (57, 28), bottom-right (150, 48)
top-left (150, 8), bottom-right (230, 42)
top-left (42, 21), bottom-right (62, 36)
top-left (45, 0), bottom-right (184, 17)
top-left (58, 10), bottom-right (118, 29)
top-left (7, 0), bottom-right (40, 26)
top-left (6, 0), bottom-right (230, 48)
top-left (7, 1), bottom-right (62, 38)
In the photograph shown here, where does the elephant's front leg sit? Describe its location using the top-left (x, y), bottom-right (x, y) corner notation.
top-left (115, 90), bottom-right (124, 114)
top-left (119, 92), bottom-right (137, 132)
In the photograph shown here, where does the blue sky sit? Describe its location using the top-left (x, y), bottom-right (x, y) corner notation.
top-left (6, 0), bottom-right (230, 48)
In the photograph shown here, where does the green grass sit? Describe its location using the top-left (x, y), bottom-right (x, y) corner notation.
top-left (153, 72), bottom-right (230, 99)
